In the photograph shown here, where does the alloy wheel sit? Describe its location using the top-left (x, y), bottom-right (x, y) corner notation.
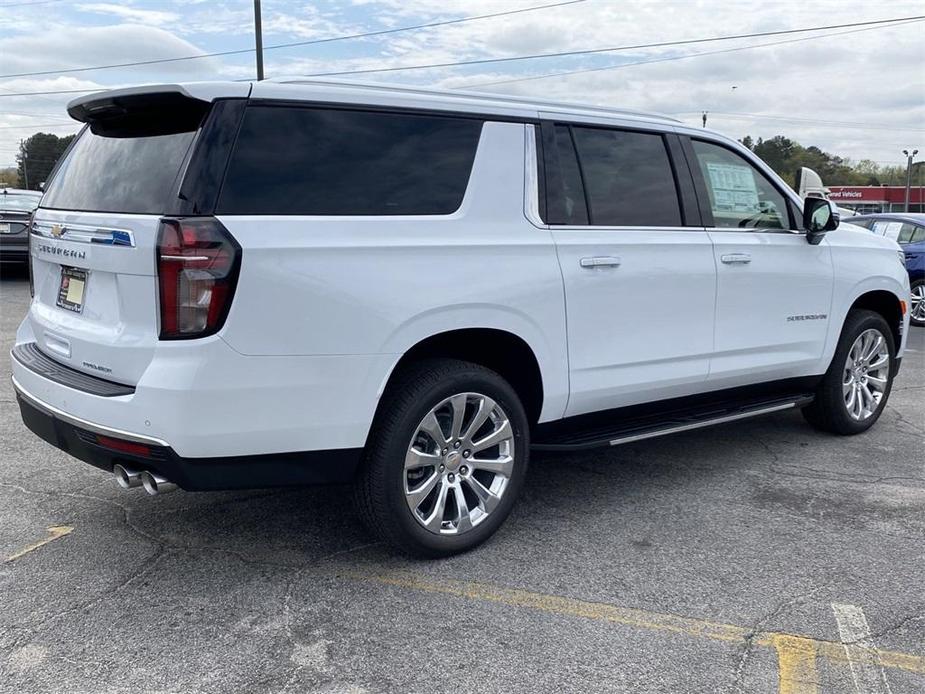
top-left (404, 392), bottom-right (514, 535)
top-left (911, 284), bottom-right (925, 323)
top-left (842, 328), bottom-right (890, 421)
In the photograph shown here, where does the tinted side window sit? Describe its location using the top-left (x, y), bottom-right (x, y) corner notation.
top-left (897, 223), bottom-right (916, 244)
top-left (571, 127), bottom-right (682, 226)
top-left (847, 217), bottom-right (873, 229)
top-left (911, 226), bottom-right (925, 243)
top-left (218, 107), bottom-right (483, 215)
top-left (691, 140), bottom-right (790, 230)
top-left (547, 125), bottom-right (589, 225)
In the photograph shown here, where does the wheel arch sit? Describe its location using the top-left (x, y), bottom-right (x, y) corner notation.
top-left (379, 328), bottom-right (548, 428)
top-left (848, 289), bottom-right (905, 351)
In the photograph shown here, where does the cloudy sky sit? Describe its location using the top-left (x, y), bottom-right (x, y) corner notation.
top-left (1, 0), bottom-right (923, 171)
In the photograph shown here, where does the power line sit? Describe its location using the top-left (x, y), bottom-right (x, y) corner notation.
top-left (0, 88), bottom-right (103, 98)
top-left (673, 111), bottom-right (925, 133)
top-left (0, 0), bottom-right (65, 7)
top-left (460, 18), bottom-right (925, 87)
top-left (0, 122), bottom-right (78, 129)
top-left (0, 111), bottom-right (74, 120)
top-left (297, 15), bottom-right (925, 78)
top-left (0, 0), bottom-right (587, 81)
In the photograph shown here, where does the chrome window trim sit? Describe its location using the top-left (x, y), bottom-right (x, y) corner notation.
top-left (523, 124), bottom-right (547, 229)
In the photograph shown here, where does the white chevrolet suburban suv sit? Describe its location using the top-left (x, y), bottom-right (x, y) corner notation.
top-left (11, 80), bottom-right (911, 557)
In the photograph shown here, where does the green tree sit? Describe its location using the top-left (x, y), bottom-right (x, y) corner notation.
top-left (740, 133), bottom-right (913, 189)
top-left (0, 167), bottom-right (18, 187)
top-left (16, 132), bottom-right (76, 190)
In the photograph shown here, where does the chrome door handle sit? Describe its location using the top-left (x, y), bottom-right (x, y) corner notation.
top-left (721, 253), bottom-right (752, 264)
top-left (580, 256), bottom-right (621, 268)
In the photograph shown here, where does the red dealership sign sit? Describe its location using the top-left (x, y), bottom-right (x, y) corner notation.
top-left (827, 186), bottom-right (923, 203)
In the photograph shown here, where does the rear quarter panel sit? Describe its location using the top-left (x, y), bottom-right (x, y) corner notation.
top-left (217, 121), bottom-right (570, 422)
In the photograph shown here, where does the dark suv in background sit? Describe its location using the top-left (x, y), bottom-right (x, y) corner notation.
top-left (846, 213), bottom-right (925, 326)
top-left (0, 188), bottom-right (42, 264)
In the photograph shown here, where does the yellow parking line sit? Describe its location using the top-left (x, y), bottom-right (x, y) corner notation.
top-left (344, 570), bottom-right (925, 684)
top-left (5, 525), bottom-right (73, 562)
top-left (774, 635), bottom-right (819, 694)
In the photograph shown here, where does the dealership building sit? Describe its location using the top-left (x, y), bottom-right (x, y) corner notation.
top-left (828, 186), bottom-right (924, 214)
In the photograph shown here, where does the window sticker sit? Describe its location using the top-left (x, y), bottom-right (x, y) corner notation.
top-left (705, 162), bottom-right (760, 213)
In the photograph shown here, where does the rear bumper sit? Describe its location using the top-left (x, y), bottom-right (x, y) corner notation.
top-left (14, 378), bottom-right (361, 490)
top-left (13, 318), bottom-right (396, 458)
top-left (0, 239), bottom-right (28, 261)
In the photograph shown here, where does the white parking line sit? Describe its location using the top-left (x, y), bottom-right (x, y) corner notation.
top-left (831, 603), bottom-right (893, 694)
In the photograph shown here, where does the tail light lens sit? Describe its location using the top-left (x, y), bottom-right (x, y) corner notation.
top-left (156, 217), bottom-right (241, 339)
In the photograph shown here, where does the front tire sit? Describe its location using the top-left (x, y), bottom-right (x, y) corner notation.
top-left (802, 309), bottom-right (896, 435)
top-left (354, 358), bottom-right (529, 557)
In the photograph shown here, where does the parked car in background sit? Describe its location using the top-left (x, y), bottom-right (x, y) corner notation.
top-left (847, 213), bottom-right (925, 326)
top-left (0, 188), bottom-right (42, 264)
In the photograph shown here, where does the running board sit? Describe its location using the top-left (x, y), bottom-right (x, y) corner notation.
top-left (532, 394), bottom-right (814, 452)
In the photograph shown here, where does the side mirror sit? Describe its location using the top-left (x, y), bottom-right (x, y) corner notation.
top-left (802, 197), bottom-right (839, 245)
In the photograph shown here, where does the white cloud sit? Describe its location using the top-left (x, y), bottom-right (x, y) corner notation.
top-left (76, 3), bottom-right (179, 26)
top-left (0, 24), bottom-right (219, 77)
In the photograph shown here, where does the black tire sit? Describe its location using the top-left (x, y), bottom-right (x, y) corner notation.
top-left (910, 280), bottom-right (925, 327)
top-left (354, 358), bottom-right (529, 558)
top-left (802, 309), bottom-right (896, 435)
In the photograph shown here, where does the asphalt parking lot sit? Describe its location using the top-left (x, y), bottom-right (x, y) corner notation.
top-left (1, 267), bottom-right (922, 694)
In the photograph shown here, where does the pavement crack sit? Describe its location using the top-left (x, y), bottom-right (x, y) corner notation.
top-left (730, 581), bottom-right (834, 693)
top-left (846, 613), bottom-right (925, 644)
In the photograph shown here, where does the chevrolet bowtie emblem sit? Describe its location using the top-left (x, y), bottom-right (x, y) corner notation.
top-left (50, 224), bottom-right (65, 238)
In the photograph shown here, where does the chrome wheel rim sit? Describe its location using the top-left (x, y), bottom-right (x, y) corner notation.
top-left (842, 328), bottom-right (890, 421)
top-left (911, 285), bottom-right (925, 322)
top-left (404, 392), bottom-right (514, 535)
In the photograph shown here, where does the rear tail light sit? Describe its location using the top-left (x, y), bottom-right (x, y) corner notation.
top-left (156, 217), bottom-right (241, 339)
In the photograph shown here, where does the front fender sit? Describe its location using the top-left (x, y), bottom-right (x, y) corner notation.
top-left (824, 274), bottom-right (911, 365)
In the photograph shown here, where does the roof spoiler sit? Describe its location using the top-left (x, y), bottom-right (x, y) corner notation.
top-left (67, 85), bottom-right (212, 137)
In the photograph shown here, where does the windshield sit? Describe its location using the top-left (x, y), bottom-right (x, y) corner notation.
top-left (0, 195), bottom-right (41, 212)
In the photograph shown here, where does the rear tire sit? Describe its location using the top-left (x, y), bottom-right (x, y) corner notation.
top-left (802, 309), bottom-right (896, 435)
top-left (354, 358), bottom-right (529, 557)
top-left (910, 280), bottom-right (925, 327)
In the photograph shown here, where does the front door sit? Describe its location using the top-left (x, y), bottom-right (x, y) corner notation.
top-left (685, 138), bottom-right (834, 385)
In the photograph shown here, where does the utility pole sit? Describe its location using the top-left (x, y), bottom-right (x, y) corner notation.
top-left (19, 139), bottom-right (29, 189)
top-left (903, 149), bottom-right (919, 212)
top-left (253, 0), bottom-right (265, 80)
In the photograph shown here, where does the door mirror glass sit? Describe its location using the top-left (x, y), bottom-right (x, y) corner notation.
top-left (802, 197), bottom-right (839, 243)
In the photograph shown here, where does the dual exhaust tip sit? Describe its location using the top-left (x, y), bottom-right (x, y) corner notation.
top-left (113, 464), bottom-right (177, 495)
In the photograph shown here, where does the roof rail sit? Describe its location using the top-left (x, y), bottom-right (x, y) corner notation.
top-left (267, 77), bottom-right (681, 123)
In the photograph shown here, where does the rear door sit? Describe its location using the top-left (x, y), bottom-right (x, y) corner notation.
top-left (27, 89), bottom-right (242, 385)
top-left (541, 120), bottom-right (716, 416)
top-left (684, 136), bottom-right (834, 383)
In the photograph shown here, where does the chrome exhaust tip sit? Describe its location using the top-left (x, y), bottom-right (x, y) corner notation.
top-left (113, 464), bottom-right (143, 489)
top-left (140, 471), bottom-right (178, 496)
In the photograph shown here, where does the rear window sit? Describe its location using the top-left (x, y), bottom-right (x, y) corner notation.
top-left (41, 128), bottom-right (195, 214)
top-left (217, 106), bottom-right (483, 216)
top-left (0, 195), bottom-right (40, 212)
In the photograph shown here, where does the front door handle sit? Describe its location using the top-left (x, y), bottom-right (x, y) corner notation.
top-left (580, 256), bottom-right (621, 269)
top-left (721, 253), bottom-right (752, 264)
